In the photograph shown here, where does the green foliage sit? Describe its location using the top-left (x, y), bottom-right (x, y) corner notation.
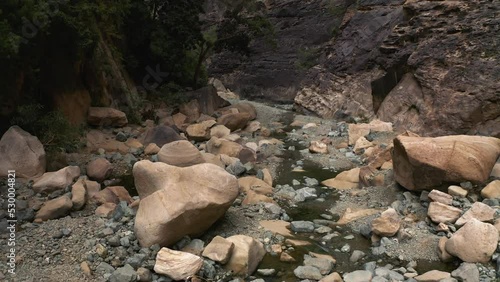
top-left (10, 103), bottom-right (82, 152)
top-left (295, 47), bottom-right (321, 70)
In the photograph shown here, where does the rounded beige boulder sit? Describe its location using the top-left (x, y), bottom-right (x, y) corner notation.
top-left (133, 160), bottom-right (239, 247)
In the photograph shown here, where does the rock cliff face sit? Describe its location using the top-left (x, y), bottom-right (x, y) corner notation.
top-left (209, 0), bottom-right (500, 136)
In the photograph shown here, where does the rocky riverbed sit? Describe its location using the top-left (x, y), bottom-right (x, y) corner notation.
top-left (1, 87), bottom-right (500, 282)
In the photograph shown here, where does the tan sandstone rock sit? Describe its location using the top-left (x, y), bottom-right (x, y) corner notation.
top-left (35, 195), bottom-right (73, 221)
top-left (445, 219), bottom-right (499, 263)
top-left (186, 120), bottom-right (217, 141)
top-left (154, 248), bottom-right (203, 281)
top-left (144, 143), bottom-right (160, 155)
top-left (393, 135), bottom-right (500, 191)
top-left (158, 140), bottom-right (205, 167)
top-left (86, 158), bottom-right (112, 182)
top-left (87, 107), bottom-right (127, 127)
top-left (322, 168), bottom-right (360, 190)
top-left (225, 235), bottom-right (266, 277)
top-left (427, 202), bottom-right (462, 224)
top-left (371, 208), bottom-right (401, 237)
top-left (133, 161), bottom-right (239, 247)
top-left (0, 126), bottom-right (46, 178)
top-left (309, 140), bottom-right (329, 154)
top-left (414, 270), bottom-right (451, 282)
top-left (217, 112), bottom-right (253, 132)
top-left (206, 137), bottom-right (256, 163)
top-left (456, 202), bottom-right (495, 226)
top-left (428, 189), bottom-right (453, 205)
top-left (481, 180), bottom-right (500, 199)
top-left (71, 179), bottom-right (87, 210)
top-left (33, 166), bottom-right (81, 193)
top-left (202, 236), bottom-right (234, 264)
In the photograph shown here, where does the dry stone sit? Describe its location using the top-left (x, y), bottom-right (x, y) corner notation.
top-left (158, 140), bottom-right (205, 167)
top-left (224, 235), bottom-right (266, 277)
top-left (133, 161), bottom-right (238, 247)
top-left (427, 202), bottom-right (462, 224)
top-left (87, 107), bottom-right (127, 127)
top-left (0, 126), bottom-right (46, 178)
top-left (35, 195), bottom-right (73, 221)
top-left (393, 135), bottom-right (500, 191)
top-left (202, 236), bottom-right (234, 264)
top-left (154, 248), bottom-right (203, 281)
top-left (33, 166), bottom-right (80, 193)
top-left (445, 219), bottom-right (498, 263)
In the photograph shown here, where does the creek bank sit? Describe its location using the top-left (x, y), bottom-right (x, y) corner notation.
top-left (1, 87), bottom-right (500, 282)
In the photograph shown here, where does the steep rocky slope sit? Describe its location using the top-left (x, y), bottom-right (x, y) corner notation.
top-left (209, 0), bottom-right (500, 136)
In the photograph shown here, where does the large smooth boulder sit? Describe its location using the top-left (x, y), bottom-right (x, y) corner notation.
top-left (157, 140), bottom-right (205, 167)
top-left (133, 160), bottom-right (239, 247)
top-left (0, 126), bottom-right (46, 178)
top-left (224, 235), bottom-right (266, 277)
top-left (33, 166), bottom-right (81, 193)
top-left (139, 125), bottom-right (184, 147)
top-left (87, 107), bottom-right (127, 127)
top-left (393, 135), bottom-right (500, 191)
top-left (445, 219), bottom-right (498, 263)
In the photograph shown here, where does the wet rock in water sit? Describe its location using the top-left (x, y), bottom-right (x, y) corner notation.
top-left (455, 202), bottom-right (495, 226)
top-left (445, 219), bottom-right (498, 263)
top-left (0, 125), bottom-right (46, 178)
top-left (88, 107), bottom-right (128, 127)
top-left (451, 262), bottom-right (479, 282)
top-left (293, 265), bottom-right (323, 280)
top-left (322, 168), bottom-right (360, 190)
top-left (392, 135), bottom-right (500, 191)
top-left (343, 270), bottom-right (373, 282)
top-left (35, 195), bottom-right (73, 221)
top-left (481, 180), bottom-right (500, 199)
top-left (295, 187), bottom-right (318, 202)
top-left (309, 140), bottom-right (329, 154)
top-left (371, 208), bottom-right (401, 237)
top-left (428, 190), bottom-right (453, 205)
top-left (202, 236), bottom-right (234, 264)
top-left (291, 221), bottom-right (315, 233)
top-left (133, 160), bottom-right (238, 247)
top-left (427, 202), bottom-right (462, 224)
top-left (225, 235), bottom-right (266, 277)
top-left (414, 270), bottom-right (451, 282)
top-left (157, 140), bottom-right (205, 167)
top-left (139, 125), bottom-right (184, 147)
top-left (33, 166), bottom-right (81, 194)
top-left (87, 158), bottom-right (112, 182)
top-left (304, 255), bottom-right (334, 275)
top-left (154, 248), bottom-right (202, 281)
top-left (350, 250), bottom-right (366, 262)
